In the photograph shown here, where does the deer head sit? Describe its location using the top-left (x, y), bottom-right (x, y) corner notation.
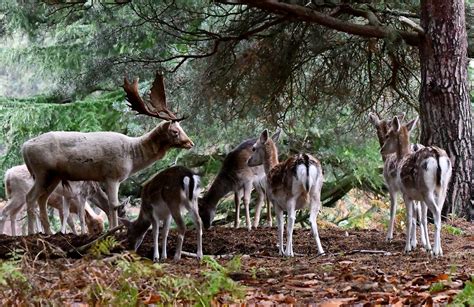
top-left (380, 116), bottom-right (418, 157)
top-left (247, 129), bottom-right (281, 167)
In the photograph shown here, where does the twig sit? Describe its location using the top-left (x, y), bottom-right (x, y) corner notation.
top-left (347, 249), bottom-right (394, 256)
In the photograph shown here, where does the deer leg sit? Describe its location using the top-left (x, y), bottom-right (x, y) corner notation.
top-left (425, 193), bottom-right (443, 256)
top-left (170, 209), bottom-right (186, 261)
top-left (402, 197), bottom-right (414, 254)
top-left (37, 178), bottom-right (61, 235)
top-left (0, 197), bottom-right (23, 235)
top-left (67, 215), bottom-right (77, 235)
top-left (253, 185), bottom-right (264, 229)
top-left (386, 188), bottom-right (398, 242)
top-left (76, 199), bottom-right (86, 234)
top-left (61, 197), bottom-right (70, 234)
top-left (266, 194), bottom-right (272, 227)
top-left (410, 202), bottom-right (420, 249)
top-left (105, 181), bottom-right (120, 229)
top-left (285, 199), bottom-right (297, 257)
top-left (234, 191), bottom-right (241, 228)
top-left (243, 184), bottom-right (252, 231)
top-left (309, 194), bottom-right (325, 255)
top-left (420, 202), bottom-right (431, 251)
top-left (275, 206), bottom-right (284, 256)
top-left (161, 215), bottom-right (172, 260)
top-left (25, 177), bottom-right (46, 234)
top-left (151, 213), bottom-right (160, 262)
top-left (188, 202), bottom-right (203, 259)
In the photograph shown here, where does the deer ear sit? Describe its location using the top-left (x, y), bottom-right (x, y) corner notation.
top-left (260, 129), bottom-right (269, 143)
top-left (391, 116), bottom-right (401, 132)
top-left (405, 117), bottom-right (418, 133)
top-left (396, 112), bottom-right (406, 122)
top-left (271, 129), bottom-right (281, 142)
top-left (368, 112), bottom-right (380, 126)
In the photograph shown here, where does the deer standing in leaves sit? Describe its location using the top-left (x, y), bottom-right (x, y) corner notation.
top-left (248, 130), bottom-right (325, 256)
top-left (21, 72), bottom-right (193, 234)
top-left (121, 166), bottom-right (202, 262)
top-left (380, 116), bottom-right (452, 256)
top-left (369, 113), bottom-right (428, 249)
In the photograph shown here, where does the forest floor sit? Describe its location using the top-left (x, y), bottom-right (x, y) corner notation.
top-left (0, 218), bottom-right (473, 305)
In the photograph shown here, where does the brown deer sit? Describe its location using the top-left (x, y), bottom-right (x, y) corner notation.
top-left (248, 129), bottom-right (324, 256)
top-left (199, 137), bottom-right (272, 230)
top-left (369, 113), bottom-right (428, 249)
top-left (21, 72), bottom-right (193, 234)
top-left (0, 164), bottom-right (104, 235)
top-left (121, 166), bottom-right (202, 262)
top-left (380, 116), bottom-right (452, 256)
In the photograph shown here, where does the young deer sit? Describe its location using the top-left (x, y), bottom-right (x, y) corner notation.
top-left (121, 166), bottom-right (202, 262)
top-left (369, 113), bottom-right (427, 248)
top-left (21, 72), bottom-right (193, 234)
top-left (0, 164), bottom-right (105, 235)
top-left (199, 138), bottom-right (271, 230)
top-left (248, 130), bottom-right (325, 256)
top-left (381, 116), bottom-right (452, 256)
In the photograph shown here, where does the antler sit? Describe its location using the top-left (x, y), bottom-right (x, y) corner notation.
top-left (123, 72), bottom-right (183, 121)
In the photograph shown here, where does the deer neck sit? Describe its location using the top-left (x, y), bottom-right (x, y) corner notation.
top-left (263, 141), bottom-right (279, 175)
top-left (396, 129), bottom-right (412, 159)
top-left (132, 122), bottom-right (171, 172)
top-left (131, 210), bottom-right (152, 237)
top-left (201, 173), bottom-right (234, 209)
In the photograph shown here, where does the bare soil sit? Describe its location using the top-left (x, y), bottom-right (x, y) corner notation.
top-left (0, 220), bottom-right (473, 305)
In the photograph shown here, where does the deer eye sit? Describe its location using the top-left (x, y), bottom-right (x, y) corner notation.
top-left (252, 147), bottom-right (256, 152)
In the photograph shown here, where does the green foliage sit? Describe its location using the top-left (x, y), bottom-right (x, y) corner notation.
top-left (0, 259), bottom-right (27, 287)
top-left (451, 276), bottom-right (474, 307)
top-left (443, 224), bottom-right (464, 236)
top-left (429, 282), bottom-right (445, 293)
top-left (88, 236), bottom-right (120, 258)
top-left (86, 254), bottom-right (244, 306)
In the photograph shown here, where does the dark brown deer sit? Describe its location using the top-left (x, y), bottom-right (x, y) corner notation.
top-left (198, 137), bottom-right (273, 230)
top-left (380, 116), bottom-right (452, 256)
top-left (21, 72), bottom-right (193, 234)
top-left (121, 166), bottom-right (202, 262)
top-left (248, 129), bottom-right (324, 257)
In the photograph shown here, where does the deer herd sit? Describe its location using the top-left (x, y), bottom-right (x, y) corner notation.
top-left (0, 72), bottom-right (452, 261)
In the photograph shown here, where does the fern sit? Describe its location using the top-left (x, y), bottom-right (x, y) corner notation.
top-left (88, 236), bottom-right (119, 258)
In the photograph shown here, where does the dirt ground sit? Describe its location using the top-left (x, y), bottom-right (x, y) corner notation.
top-left (0, 219), bottom-right (473, 305)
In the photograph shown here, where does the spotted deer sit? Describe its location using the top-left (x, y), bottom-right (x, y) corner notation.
top-left (369, 113), bottom-right (428, 248)
top-left (121, 166), bottom-right (202, 262)
top-left (380, 116), bottom-right (452, 256)
top-left (0, 164), bottom-right (105, 235)
top-left (21, 72), bottom-right (193, 234)
top-left (248, 129), bottom-right (324, 256)
top-left (198, 137), bottom-right (271, 230)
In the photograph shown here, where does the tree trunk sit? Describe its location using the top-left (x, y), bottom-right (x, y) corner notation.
top-left (419, 0), bottom-right (473, 219)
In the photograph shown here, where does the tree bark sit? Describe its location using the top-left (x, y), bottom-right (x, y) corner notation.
top-left (419, 0), bottom-right (473, 219)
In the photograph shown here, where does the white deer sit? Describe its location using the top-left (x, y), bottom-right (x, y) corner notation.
top-left (21, 72), bottom-right (194, 234)
top-left (0, 164), bottom-right (104, 235)
top-left (380, 116), bottom-right (452, 256)
top-left (248, 129), bottom-right (325, 256)
top-left (121, 166), bottom-right (202, 262)
top-left (369, 112), bottom-right (428, 249)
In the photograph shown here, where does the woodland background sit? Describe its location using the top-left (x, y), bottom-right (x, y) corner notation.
top-left (0, 1), bottom-right (473, 305)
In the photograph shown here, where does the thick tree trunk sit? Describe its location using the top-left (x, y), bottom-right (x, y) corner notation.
top-left (419, 0), bottom-right (473, 219)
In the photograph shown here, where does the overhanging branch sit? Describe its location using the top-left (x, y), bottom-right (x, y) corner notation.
top-left (218, 0), bottom-right (421, 46)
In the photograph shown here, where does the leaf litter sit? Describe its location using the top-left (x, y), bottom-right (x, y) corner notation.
top-left (0, 219), bottom-right (472, 305)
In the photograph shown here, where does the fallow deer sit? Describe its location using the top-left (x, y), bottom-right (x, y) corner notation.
top-left (121, 166), bottom-right (202, 262)
top-left (248, 129), bottom-right (325, 256)
top-left (369, 112), bottom-right (428, 249)
top-left (380, 116), bottom-right (452, 256)
top-left (0, 164), bottom-right (105, 235)
top-left (21, 72), bottom-right (193, 234)
top-left (199, 138), bottom-right (271, 230)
